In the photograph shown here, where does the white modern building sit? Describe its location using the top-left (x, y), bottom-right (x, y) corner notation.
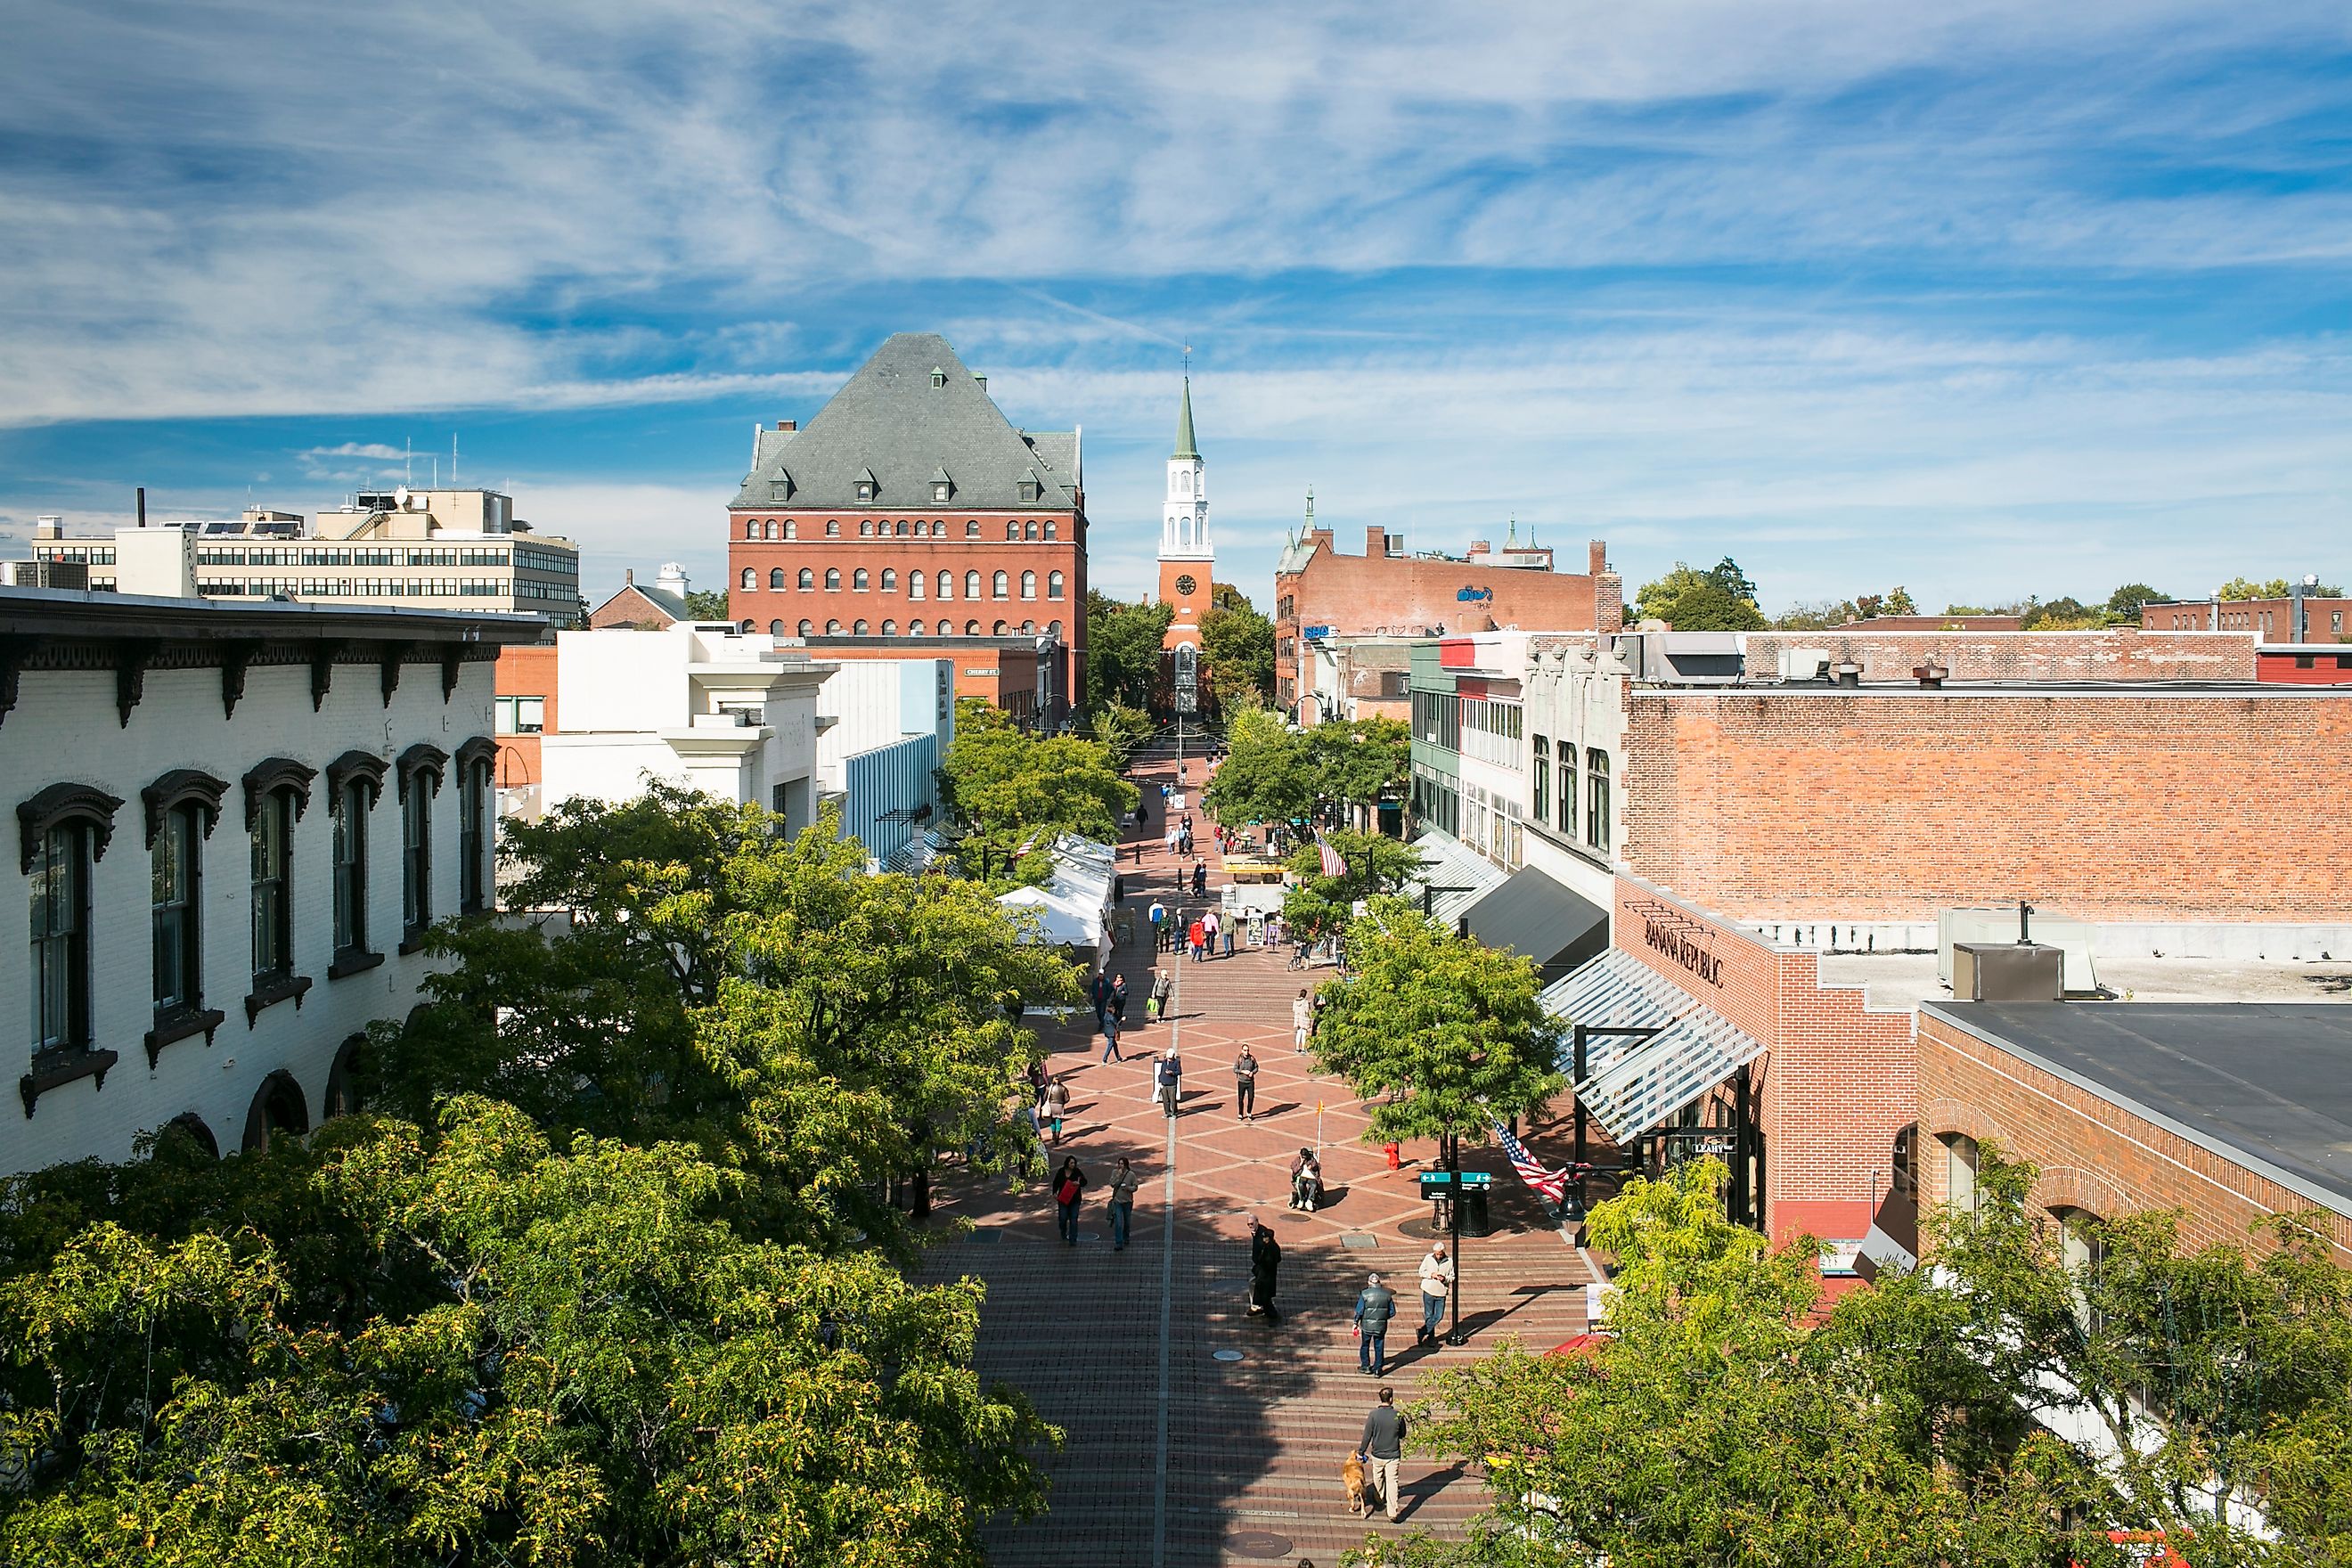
top-left (540, 622), bottom-right (831, 830)
top-left (809, 657), bottom-right (955, 870)
top-left (0, 588), bottom-right (543, 1173)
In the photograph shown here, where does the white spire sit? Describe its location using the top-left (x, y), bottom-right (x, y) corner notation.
top-left (1159, 374), bottom-right (1211, 562)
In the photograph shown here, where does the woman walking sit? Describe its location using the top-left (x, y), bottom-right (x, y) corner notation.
top-left (1152, 968), bottom-right (1173, 1024)
top-left (1041, 1074), bottom-right (1072, 1143)
top-left (1053, 1155), bottom-right (1088, 1245)
top-left (1293, 988), bottom-right (1314, 1051)
top-left (1110, 973), bottom-right (1130, 1024)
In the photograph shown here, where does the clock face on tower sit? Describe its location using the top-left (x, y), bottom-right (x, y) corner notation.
top-left (1174, 574), bottom-right (1197, 596)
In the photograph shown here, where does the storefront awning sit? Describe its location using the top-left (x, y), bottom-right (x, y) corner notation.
top-left (1460, 866), bottom-right (1609, 984)
top-left (1544, 949), bottom-right (1766, 1145)
top-left (1405, 829), bottom-right (1507, 925)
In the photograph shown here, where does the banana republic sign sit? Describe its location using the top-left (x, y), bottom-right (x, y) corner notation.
top-left (1635, 902), bottom-right (1724, 986)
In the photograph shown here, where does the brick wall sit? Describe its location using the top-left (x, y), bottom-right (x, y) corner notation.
top-left (1744, 628), bottom-right (2256, 684)
top-left (1611, 877), bottom-right (1917, 1248)
top-left (493, 644), bottom-right (559, 787)
top-left (1625, 690), bottom-right (2352, 923)
top-left (1916, 1011), bottom-right (2352, 1266)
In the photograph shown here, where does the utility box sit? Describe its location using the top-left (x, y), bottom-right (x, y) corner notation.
top-left (1952, 942), bottom-right (2063, 1002)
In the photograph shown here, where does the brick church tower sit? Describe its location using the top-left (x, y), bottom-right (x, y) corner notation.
top-left (1157, 377), bottom-right (1213, 713)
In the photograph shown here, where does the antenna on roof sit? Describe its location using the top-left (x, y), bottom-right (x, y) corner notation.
top-left (452, 433), bottom-right (459, 486)
top-left (404, 437), bottom-right (413, 487)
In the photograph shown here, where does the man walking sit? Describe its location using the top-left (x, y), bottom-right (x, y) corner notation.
top-left (1100, 1006), bottom-right (1125, 1064)
top-left (1354, 1271), bottom-right (1397, 1376)
top-left (1091, 968), bottom-right (1111, 1030)
top-left (1107, 1156), bottom-right (1139, 1251)
top-left (1356, 1387), bottom-right (1408, 1523)
top-left (1416, 1242), bottom-right (1455, 1346)
top-left (1188, 917), bottom-right (1206, 964)
top-left (1148, 898), bottom-right (1167, 951)
top-left (1159, 1047), bottom-right (1184, 1118)
top-left (1202, 908), bottom-right (1221, 960)
top-left (1233, 1045), bottom-right (1259, 1123)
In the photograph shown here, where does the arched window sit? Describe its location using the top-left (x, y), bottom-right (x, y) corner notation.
top-left (764, 519), bottom-right (778, 540)
top-left (853, 568), bottom-right (870, 591)
top-left (1048, 619), bottom-right (1064, 637)
top-left (826, 619), bottom-right (843, 634)
top-left (938, 570), bottom-right (954, 600)
top-left (853, 619), bottom-right (870, 635)
top-left (881, 619), bottom-right (897, 636)
top-left (1890, 1125), bottom-right (1917, 1198)
top-left (769, 618), bottom-right (784, 636)
top-left (745, 519), bottom-right (759, 540)
top-left (825, 519), bottom-right (840, 537)
top-left (894, 520), bottom-right (908, 536)
top-left (930, 520), bottom-right (944, 536)
top-left (797, 568), bottom-right (814, 591)
top-left (993, 620), bottom-right (1009, 635)
top-left (966, 619), bottom-right (981, 635)
top-left (739, 619), bottom-right (755, 633)
top-left (965, 569), bottom-right (981, 600)
top-left (1048, 569), bottom-right (1065, 600)
top-left (907, 619), bottom-right (925, 635)
top-left (241, 1069), bottom-right (309, 1153)
top-left (859, 520), bottom-right (873, 537)
top-left (965, 520), bottom-right (980, 537)
top-left (992, 570), bottom-right (1009, 599)
top-left (768, 568), bottom-right (785, 590)
top-left (784, 520), bottom-right (797, 540)
top-left (1043, 520), bottom-right (1057, 540)
top-left (1021, 619), bottom-right (1034, 633)
top-left (1005, 521), bottom-right (1019, 540)
top-left (1020, 570), bottom-right (1036, 599)
top-left (825, 568), bottom-right (841, 591)
top-left (2054, 1206), bottom-right (2107, 1331)
top-left (740, 567), bottom-right (756, 590)
top-left (909, 572), bottom-right (925, 600)
top-left (1024, 520), bottom-right (1038, 540)
top-left (880, 568), bottom-right (896, 592)
top-left (798, 619), bottom-right (813, 637)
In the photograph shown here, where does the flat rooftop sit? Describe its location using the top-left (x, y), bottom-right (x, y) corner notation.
top-left (1923, 1000), bottom-right (2352, 1217)
top-left (1822, 951), bottom-right (2352, 1012)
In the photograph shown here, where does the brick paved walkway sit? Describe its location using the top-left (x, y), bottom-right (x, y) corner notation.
top-left (923, 757), bottom-right (1599, 1568)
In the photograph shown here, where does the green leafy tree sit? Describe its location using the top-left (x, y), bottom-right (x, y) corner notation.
top-left (0, 1104), bottom-right (1058, 1567)
top-left (1084, 592), bottom-right (1172, 712)
top-left (1087, 701), bottom-right (1156, 773)
top-left (2105, 582), bottom-right (2168, 623)
top-left (1201, 584), bottom-right (1276, 709)
top-left (1359, 1152), bottom-right (2352, 1568)
top-left (1279, 829), bottom-right (1425, 938)
top-left (1772, 597), bottom-right (1862, 630)
top-left (363, 780), bottom-right (1078, 1254)
top-left (1306, 897), bottom-right (1564, 1180)
top-left (1304, 716), bottom-right (1410, 825)
top-left (1203, 706), bottom-right (1314, 829)
top-left (940, 699), bottom-right (1137, 886)
top-left (2218, 576), bottom-right (2341, 600)
top-left (682, 587), bottom-right (732, 621)
top-left (1633, 559), bottom-right (1768, 632)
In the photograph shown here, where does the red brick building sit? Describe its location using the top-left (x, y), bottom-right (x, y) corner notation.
top-left (1273, 509), bottom-right (1620, 722)
top-left (1916, 1002), bottom-right (2352, 1268)
top-left (491, 642), bottom-right (558, 788)
top-left (2144, 590), bottom-right (2352, 643)
top-left (726, 333), bottom-right (1086, 722)
top-left (1621, 686), bottom-right (2352, 927)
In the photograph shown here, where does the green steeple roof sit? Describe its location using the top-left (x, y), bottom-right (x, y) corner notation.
top-left (1174, 377), bottom-right (1199, 460)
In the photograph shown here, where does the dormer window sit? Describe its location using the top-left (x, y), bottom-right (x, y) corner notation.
top-left (855, 468), bottom-right (877, 503)
top-left (1018, 470), bottom-right (1042, 503)
top-left (930, 366), bottom-right (947, 388)
top-left (770, 470), bottom-right (794, 502)
top-left (933, 468), bottom-right (953, 503)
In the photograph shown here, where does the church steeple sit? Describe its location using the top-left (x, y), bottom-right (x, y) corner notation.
top-left (1174, 376), bottom-right (1199, 460)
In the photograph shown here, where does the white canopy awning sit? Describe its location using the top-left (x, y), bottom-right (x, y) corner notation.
top-left (1543, 948), bottom-right (1766, 1145)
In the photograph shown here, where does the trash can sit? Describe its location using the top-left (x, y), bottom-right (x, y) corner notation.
top-left (1460, 1181), bottom-right (1492, 1237)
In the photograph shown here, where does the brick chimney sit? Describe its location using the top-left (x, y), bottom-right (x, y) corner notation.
top-left (776, 420), bottom-right (796, 431)
top-left (1366, 526), bottom-right (1389, 559)
top-left (1588, 540), bottom-right (1607, 576)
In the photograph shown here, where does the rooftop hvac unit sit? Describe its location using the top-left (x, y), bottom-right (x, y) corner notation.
top-left (1951, 942), bottom-right (2063, 1003)
top-left (1938, 908), bottom-right (2096, 993)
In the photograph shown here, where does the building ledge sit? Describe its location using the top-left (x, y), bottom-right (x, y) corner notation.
top-left (20, 1047), bottom-right (119, 1116)
top-left (143, 1004), bottom-right (225, 1067)
top-left (244, 970), bottom-right (313, 1025)
top-left (328, 947), bottom-right (386, 981)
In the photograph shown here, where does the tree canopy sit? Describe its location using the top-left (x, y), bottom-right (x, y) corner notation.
top-left (1083, 591), bottom-right (1172, 713)
top-left (2220, 576), bottom-right (2343, 600)
top-left (1303, 716), bottom-right (1409, 819)
top-left (1634, 558), bottom-right (1768, 632)
top-left (1279, 829), bottom-right (1425, 937)
top-left (938, 697), bottom-right (1137, 886)
top-left (1201, 584), bottom-right (1276, 709)
top-left (1305, 898), bottom-right (1564, 1147)
top-left (682, 587), bottom-right (731, 620)
top-left (1361, 1151), bottom-right (2352, 1568)
top-left (1204, 707), bottom-right (1316, 828)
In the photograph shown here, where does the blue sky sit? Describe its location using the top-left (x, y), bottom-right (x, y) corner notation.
top-left (3, 1), bottom-right (2348, 613)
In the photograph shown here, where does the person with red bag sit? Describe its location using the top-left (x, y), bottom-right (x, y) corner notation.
top-left (1053, 1155), bottom-right (1089, 1245)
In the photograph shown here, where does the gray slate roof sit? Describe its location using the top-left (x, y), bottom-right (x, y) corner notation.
top-left (733, 333), bottom-right (1081, 512)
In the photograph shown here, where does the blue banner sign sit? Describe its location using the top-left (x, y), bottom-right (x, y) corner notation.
top-left (1457, 586), bottom-right (1492, 602)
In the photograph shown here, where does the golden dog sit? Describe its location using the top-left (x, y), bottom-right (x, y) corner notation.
top-left (1342, 1450), bottom-right (1369, 1517)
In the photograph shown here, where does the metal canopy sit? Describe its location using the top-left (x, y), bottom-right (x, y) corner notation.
top-left (1543, 948), bottom-right (1766, 1144)
top-left (1405, 829), bottom-right (1507, 924)
top-left (1460, 866), bottom-right (1609, 984)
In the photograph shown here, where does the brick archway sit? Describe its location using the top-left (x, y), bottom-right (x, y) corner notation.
top-left (2032, 1164), bottom-right (2134, 1221)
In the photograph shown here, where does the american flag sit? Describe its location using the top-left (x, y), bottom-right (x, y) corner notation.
top-left (1494, 1121), bottom-right (1567, 1203)
top-left (1316, 833), bottom-right (1347, 879)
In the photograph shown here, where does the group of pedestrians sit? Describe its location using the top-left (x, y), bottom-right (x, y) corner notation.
top-left (1185, 908), bottom-right (1237, 962)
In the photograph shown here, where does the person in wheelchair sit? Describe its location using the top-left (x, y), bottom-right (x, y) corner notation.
top-left (1290, 1147), bottom-right (1324, 1211)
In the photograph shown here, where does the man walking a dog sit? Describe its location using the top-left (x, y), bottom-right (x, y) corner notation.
top-left (1356, 1386), bottom-right (1408, 1523)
